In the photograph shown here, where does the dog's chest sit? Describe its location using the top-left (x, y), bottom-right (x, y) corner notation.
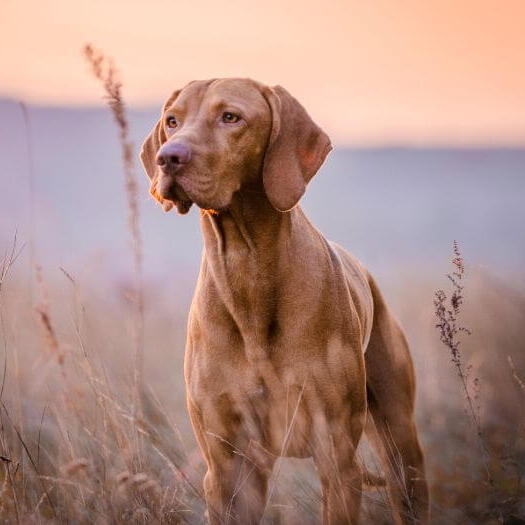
top-left (187, 328), bottom-right (360, 456)
top-left (188, 358), bottom-right (319, 456)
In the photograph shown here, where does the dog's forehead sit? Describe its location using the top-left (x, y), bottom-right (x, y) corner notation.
top-left (174, 78), bottom-right (267, 113)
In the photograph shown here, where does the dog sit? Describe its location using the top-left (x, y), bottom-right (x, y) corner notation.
top-left (141, 78), bottom-right (429, 524)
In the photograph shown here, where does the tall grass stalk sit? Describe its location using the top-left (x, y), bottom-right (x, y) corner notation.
top-left (18, 103), bottom-right (36, 303)
top-left (0, 234), bottom-right (25, 408)
top-left (83, 44), bottom-right (145, 426)
top-left (0, 235), bottom-right (27, 510)
top-left (434, 241), bottom-right (492, 486)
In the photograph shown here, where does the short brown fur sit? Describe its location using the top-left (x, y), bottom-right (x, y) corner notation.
top-left (141, 78), bottom-right (429, 524)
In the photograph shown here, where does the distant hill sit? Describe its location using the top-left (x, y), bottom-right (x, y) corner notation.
top-left (1, 98), bottom-right (524, 298)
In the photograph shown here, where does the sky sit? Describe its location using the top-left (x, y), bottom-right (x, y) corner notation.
top-left (2, 0), bottom-right (525, 145)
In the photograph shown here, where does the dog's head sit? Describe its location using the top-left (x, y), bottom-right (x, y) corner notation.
top-left (141, 78), bottom-right (332, 214)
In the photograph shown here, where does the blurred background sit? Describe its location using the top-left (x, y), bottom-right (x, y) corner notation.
top-left (1, 1), bottom-right (524, 523)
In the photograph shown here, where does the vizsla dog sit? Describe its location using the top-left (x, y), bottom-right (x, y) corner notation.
top-left (141, 78), bottom-right (429, 524)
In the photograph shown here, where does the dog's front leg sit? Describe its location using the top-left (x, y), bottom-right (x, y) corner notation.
top-left (187, 398), bottom-right (272, 525)
top-left (314, 435), bottom-right (363, 525)
top-left (309, 389), bottom-right (366, 525)
top-left (203, 456), bottom-right (270, 525)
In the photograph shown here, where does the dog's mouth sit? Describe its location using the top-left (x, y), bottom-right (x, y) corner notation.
top-left (171, 199), bottom-right (193, 214)
top-left (159, 177), bottom-right (194, 215)
top-left (157, 173), bottom-right (227, 215)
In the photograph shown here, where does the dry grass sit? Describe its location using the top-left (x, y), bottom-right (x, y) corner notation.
top-left (0, 252), bottom-right (206, 523)
top-left (434, 241), bottom-right (492, 486)
top-left (83, 44), bottom-right (144, 423)
top-left (430, 244), bottom-right (525, 523)
top-left (1, 244), bottom-right (524, 523)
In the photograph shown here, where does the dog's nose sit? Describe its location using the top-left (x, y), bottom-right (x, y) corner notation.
top-left (156, 142), bottom-right (192, 170)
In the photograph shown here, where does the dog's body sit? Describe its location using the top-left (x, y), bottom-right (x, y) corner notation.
top-left (141, 78), bottom-right (429, 524)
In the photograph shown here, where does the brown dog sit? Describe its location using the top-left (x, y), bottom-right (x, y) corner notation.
top-left (141, 78), bottom-right (429, 524)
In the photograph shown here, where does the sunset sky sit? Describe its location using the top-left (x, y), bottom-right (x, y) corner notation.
top-left (2, 0), bottom-right (525, 145)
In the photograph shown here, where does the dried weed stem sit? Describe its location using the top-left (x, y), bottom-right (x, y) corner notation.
top-left (83, 44), bottom-right (144, 422)
top-left (434, 241), bottom-right (492, 485)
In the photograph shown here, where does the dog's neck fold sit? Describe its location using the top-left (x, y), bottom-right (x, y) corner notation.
top-left (200, 183), bottom-right (292, 257)
top-left (198, 184), bottom-right (299, 347)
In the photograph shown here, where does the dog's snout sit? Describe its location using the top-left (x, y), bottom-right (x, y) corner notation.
top-left (156, 142), bottom-right (192, 170)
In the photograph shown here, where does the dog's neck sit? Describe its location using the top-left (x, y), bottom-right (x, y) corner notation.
top-left (200, 183), bottom-right (292, 256)
top-left (198, 181), bottom-right (303, 345)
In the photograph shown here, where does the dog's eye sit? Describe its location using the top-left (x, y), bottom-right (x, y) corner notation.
top-left (222, 112), bottom-right (240, 124)
top-left (166, 116), bottom-right (178, 129)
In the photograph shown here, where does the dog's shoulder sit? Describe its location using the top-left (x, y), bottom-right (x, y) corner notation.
top-left (327, 240), bottom-right (374, 347)
top-left (328, 241), bottom-right (369, 283)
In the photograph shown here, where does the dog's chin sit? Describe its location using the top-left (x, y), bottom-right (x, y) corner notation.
top-left (158, 176), bottom-right (229, 215)
top-left (191, 193), bottom-right (232, 214)
top-left (163, 194), bottom-right (193, 215)
top-left (159, 178), bottom-right (193, 215)
top-left (173, 200), bottom-right (193, 214)
top-left (175, 191), bottom-right (229, 216)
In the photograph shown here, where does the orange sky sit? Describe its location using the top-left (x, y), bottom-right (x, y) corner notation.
top-left (2, 0), bottom-right (525, 145)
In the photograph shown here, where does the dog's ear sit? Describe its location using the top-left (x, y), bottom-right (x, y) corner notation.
top-left (140, 90), bottom-right (180, 211)
top-left (261, 86), bottom-right (332, 212)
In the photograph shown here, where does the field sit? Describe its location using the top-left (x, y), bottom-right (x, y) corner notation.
top-left (1, 246), bottom-right (524, 523)
top-left (1, 66), bottom-right (525, 522)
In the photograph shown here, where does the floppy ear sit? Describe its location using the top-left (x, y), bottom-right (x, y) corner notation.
top-left (140, 90), bottom-right (180, 212)
top-left (261, 86), bottom-right (332, 212)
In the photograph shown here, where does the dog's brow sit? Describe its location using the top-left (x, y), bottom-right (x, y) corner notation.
top-left (208, 99), bottom-right (243, 112)
top-left (171, 86), bottom-right (207, 115)
top-left (167, 101), bottom-right (186, 115)
top-left (207, 97), bottom-right (262, 121)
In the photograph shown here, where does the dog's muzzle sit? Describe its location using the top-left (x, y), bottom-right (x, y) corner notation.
top-left (156, 142), bottom-right (192, 174)
top-left (156, 142), bottom-right (194, 214)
